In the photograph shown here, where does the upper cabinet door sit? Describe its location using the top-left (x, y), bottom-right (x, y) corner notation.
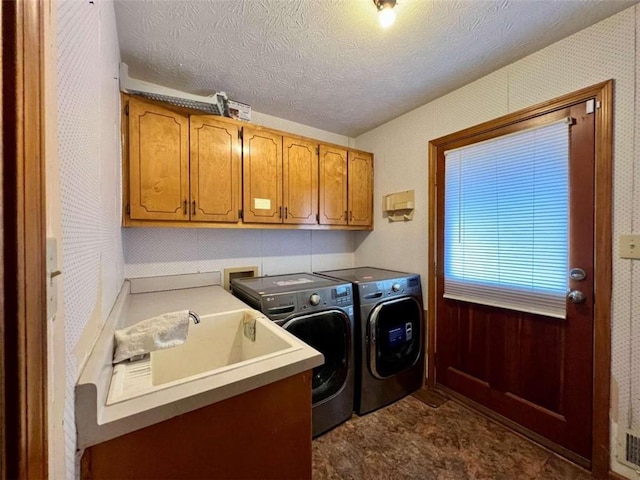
top-left (129, 98), bottom-right (189, 221)
top-left (319, 145), bottom-right (348, 225)
top-left (348, 151), bottom-right (373, 226)
top-left (190, 116), bottom-right (241, 223)
top-left (243, 127), bottom-right (283, 223)
top-left (283, 137), bottom-right (318, 225)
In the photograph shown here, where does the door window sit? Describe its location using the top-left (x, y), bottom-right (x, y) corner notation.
top-left (444, 119), bottom-right (570, 319)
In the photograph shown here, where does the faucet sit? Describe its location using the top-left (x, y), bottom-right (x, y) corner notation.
top-left (188, 311), bottom-right (200, 324)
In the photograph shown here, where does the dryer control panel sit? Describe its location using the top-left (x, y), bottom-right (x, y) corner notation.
top-left (358, 275), bottom-right (421, 305)
top-left (261, 285), bottom-right (353, 322)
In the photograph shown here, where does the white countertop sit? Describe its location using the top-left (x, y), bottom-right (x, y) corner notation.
top-left (75, 275), bottom-right (323, 449)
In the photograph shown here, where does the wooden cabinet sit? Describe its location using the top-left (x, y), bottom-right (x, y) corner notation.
top-left (242, 127), bottom-right (283, 223)
top-left (127, 97), bottom-right (240, 223)
top-left (82, 372), bottom-right (313, 480)
top-left (128, 98), bottom-right (189, 221)
top-left (190, 115), bottom-right (241, 223)
top-left (124, 95), bottom-right (372, 230)
top-left (319, 145), bottom-right (348, 225)
top-left (283, 137), bottom-right (318, 225)
top-left (319, 146), bottom-right (373, 227)
top-left (347, 150), bottom-right (373, 226)
top-left (243, 130), bottom-right (319, 225)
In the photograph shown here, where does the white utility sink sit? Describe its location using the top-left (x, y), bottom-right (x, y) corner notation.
top-left (106, 308), bottom-right (309, 405)
top-left (151, 309), bottom-right (295, 385)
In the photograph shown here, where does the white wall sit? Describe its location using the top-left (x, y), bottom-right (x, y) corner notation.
top-left (55, 0), bottom-right (124, 477)
top-left (123, 116), bottom-right (357, 279)
top-left (354, 6), bottom-right (638, 477)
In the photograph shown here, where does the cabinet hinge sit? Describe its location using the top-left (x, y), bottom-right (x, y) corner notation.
top-left (239, 209), bottom-right (243, 220)
top-left (126, 204), bottom-right (130, 214)
top-left (125, 103), bottom-right (129, 116)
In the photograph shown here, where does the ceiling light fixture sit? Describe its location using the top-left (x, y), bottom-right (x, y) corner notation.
top-left (373, 0), bottom-right (397, 28)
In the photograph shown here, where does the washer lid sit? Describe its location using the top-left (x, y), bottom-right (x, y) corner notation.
top-left (317, 267), bottom-right (415, 283)
top-left (231, 272), bottom-right (344, 294)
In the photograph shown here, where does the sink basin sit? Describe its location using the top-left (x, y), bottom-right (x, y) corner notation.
top-left (150, 309), bottom-right (295, 386)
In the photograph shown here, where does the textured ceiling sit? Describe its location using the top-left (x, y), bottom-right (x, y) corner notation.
top-left (114, 0), bottom-right (636, 137)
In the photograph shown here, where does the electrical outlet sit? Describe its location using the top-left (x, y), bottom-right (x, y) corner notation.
top-left (619, 235), bottom-right (640, 259)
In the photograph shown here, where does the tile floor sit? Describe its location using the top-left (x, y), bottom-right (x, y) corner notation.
top-left (312, 396), bottom-right (591, 480)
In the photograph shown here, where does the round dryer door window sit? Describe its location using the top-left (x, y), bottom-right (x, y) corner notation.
top-left (283, 310), bottom-right (350, 405)
top-left (369, 296), bottom-right (422, 379)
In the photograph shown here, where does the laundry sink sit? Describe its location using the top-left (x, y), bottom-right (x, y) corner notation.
top-left (150, 309), bottom-right (297, 386)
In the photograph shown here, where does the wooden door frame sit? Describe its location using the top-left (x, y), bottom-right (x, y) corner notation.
top-left (2, 0), bottom-right (48, 478)
top-left (427, 81), bottom-right (613, 479)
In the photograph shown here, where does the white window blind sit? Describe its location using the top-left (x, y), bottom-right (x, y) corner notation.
top-left (443, 119), bottom-right (570, 319)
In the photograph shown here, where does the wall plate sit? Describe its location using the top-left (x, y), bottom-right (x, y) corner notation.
top-left (619, 235), bottom-right (640, 259)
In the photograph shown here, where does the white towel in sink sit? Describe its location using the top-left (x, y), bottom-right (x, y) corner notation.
top-left (113, 310), bottom-right (190, 363)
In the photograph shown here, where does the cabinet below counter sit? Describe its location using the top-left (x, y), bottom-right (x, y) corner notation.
top-left (82, 371), bottom-right (313, 480)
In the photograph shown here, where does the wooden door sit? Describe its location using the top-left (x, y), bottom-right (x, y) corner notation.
top-left (347, 151), bottom-right (373, 226)
top-left (190, 116), bottom-right (240, 223)
top-left (283, 137), bottom-right (318, 225)
top-left (318, 145), bottom-right (347, 225)
top-left (129, 97), bottom-right (189, 221)
top-left (242, 127), bottom-right (283, 223)
top-left (435, 102), bottom-right (595, 461)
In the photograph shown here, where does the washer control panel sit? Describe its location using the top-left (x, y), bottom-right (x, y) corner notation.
top-left (358, 275), bottom-right (422, 304)
top-left (261, 284), bottom-right (353, 320)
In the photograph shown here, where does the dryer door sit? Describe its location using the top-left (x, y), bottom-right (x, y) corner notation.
top-left (283, 310), bottom-right (351, 404)
top-left (369, 297), bottom-right (422, 379)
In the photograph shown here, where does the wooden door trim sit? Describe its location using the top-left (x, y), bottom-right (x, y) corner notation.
top-left (427, 80), bottom-right (613, 478)
top-left (3, 0), bottom-right (48, 478)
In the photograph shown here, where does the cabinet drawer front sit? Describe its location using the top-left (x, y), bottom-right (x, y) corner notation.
top-left (129, 99), bottom-right (190, 221)
top-left (243, 128), bottom-right (283, 223)
top-left (190, 116), bottom-right (240, 223)
top-left (283, 137), bottom-right (318, 225)
top-left (319, 145), bottom-right (348, 225)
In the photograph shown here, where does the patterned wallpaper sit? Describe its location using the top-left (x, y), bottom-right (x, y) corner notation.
top-left (123, 228), bottom-right (355, 279)
top-left (355, 5), bottom-right (638, 477)
top-left (56, 0), bottom-right (123, 477)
